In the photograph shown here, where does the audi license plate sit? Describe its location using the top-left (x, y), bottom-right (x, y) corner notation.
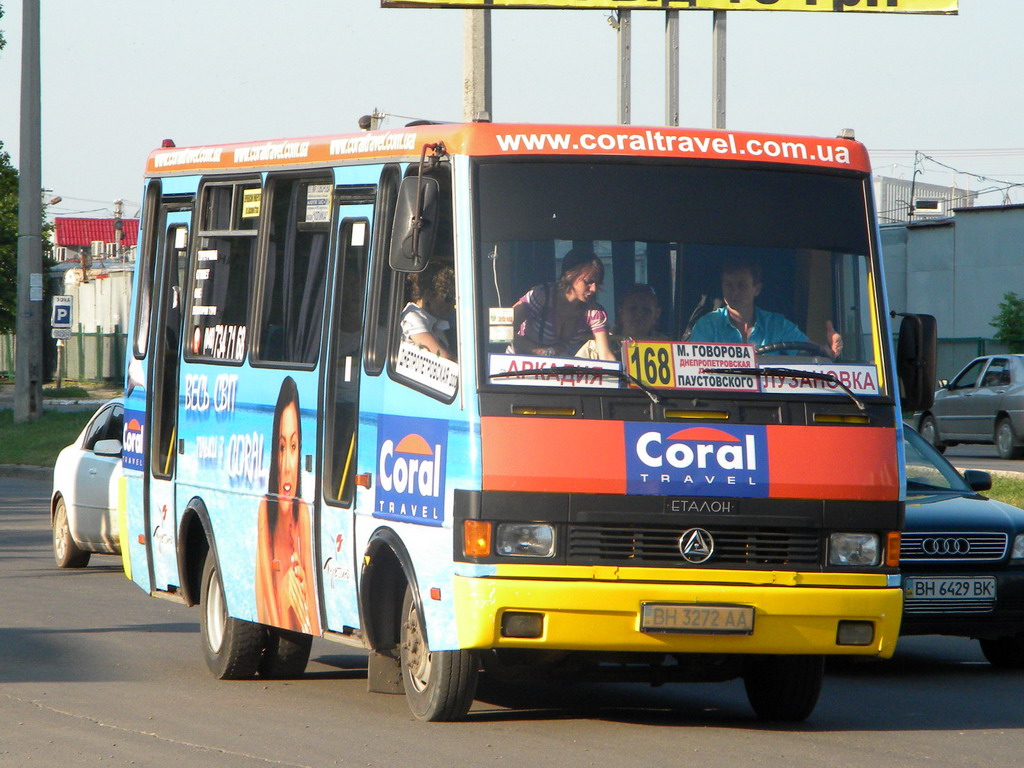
top-left (905, 576), bottom-right (996, 602)
top-left (641, 603), bottom-right (754, 635)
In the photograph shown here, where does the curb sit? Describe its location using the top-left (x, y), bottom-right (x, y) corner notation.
top-left (0, 464), bottom-right (53, 481)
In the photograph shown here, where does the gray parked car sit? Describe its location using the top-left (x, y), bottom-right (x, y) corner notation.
top-left (918, 354), bottom-right (1024, 459)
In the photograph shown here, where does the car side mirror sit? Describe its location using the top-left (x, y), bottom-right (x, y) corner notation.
top-left (896, 313), bottom-right (938, 413)
top-left (388, 175), bottom-right (439, 273)
top-left (936, 378), bottom-right (949, 390)
top-left (962, 469), bottom-right (993, 493)
top-left (93, 438), bottom-right (123, 458)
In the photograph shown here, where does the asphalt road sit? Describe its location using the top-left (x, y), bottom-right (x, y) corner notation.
top-left (4, 474), bottom-right (1024, 768)
top-left (942, 444), bottom-right (1024, 475)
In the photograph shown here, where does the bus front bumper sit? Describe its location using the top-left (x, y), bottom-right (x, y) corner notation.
top-left (453, 572), bottom-right (902, 658)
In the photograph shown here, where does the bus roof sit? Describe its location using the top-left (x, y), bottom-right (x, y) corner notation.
top-left (145, 122), bottom-right (872, 177)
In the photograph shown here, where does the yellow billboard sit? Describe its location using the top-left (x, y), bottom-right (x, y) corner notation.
top-left (382, 0), bottom-right (957, 12)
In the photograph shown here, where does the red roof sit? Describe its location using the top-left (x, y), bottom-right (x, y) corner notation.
top-left (54, 217), bottom-right (139, 247)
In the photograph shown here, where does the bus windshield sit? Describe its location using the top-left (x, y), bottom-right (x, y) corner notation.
top-left (475, 160), bottom-right (884, 398)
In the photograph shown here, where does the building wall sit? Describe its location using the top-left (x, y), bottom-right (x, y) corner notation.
top-left (881, 205), bottom-right (1024, 378)
top-left (62, 267), bottom-right (133, 333)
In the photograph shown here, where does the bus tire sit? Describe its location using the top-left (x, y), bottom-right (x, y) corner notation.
top-left (199, 552), bottom-right (264, 680)
top-left (399, 584), bottom-right (478, 721)
top-left (743, 655), bottom-right (824, 722)
top-left (259, 628), bottom-right (313, 679)
top-left (52, 497), bottom-right (90, 568)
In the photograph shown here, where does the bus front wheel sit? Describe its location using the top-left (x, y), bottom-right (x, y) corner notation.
top-left (399, 584), bottom-right (478, 721)
top-left (743, 655), bottom-right (824, 722)
top-left (199, 552), bottom-right (264, 680)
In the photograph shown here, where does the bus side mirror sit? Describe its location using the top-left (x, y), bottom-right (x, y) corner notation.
top-left (388, 175), bottom-right (439, 272)
top-left (896, 313), bottom-right (938, 413)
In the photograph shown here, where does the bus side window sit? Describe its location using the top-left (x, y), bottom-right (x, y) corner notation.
top-left (364, 165), bottom-right (401, 375)
top-left (133, 180), bottom-right (162, 358)
top-left (185, 180), bottom-right (260, 363)
top-left (386, 164), bottom-right (458, 402)
top-left (254, 175), bottom-right (332, 366)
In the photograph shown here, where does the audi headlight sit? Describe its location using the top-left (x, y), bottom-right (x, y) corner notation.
top-left (1011, 534), bottom-right (1024, 561)
top-left (829, 533), bottom-right (881, 566)
top-left (495, 523), bottom-right (555, 558)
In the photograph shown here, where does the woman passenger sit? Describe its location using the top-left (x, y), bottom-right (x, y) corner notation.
top-left (509, 248), bottom-right (616, 361)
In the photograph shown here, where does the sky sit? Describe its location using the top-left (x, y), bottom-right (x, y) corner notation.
top-left (1, 0), bottom-right (1022, 220)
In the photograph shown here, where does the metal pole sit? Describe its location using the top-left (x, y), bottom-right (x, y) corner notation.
top-left (665, 11), bottom-right (679, 127)
top-left (616, 10), bottom-right (631, 125)
top-left (15, 0), bottom-right (44, 422)
top-left (463, 7), bottom-right (492, 122)
top-left (712, 10), bottom-right (727, 130)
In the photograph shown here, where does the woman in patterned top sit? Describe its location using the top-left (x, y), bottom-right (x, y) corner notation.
top-left (508, 248), bottom-right (616, 361)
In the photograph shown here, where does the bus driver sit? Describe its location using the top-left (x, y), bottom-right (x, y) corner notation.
top-left (688, 259), bottom-right (843, 358)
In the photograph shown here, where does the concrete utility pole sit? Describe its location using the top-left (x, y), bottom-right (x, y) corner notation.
top-left (114, 199), bottom-right (124, 260)
top-left (463, 8), bottom-right (492, 122)
top-left (15, 0), bottom-right (44, 422)
top-left (615, 10), bottom-right (631, 125)
top-left (665, 10), bottom-right (679, 127)
top-left (711, 10), bottom-right (727, 129)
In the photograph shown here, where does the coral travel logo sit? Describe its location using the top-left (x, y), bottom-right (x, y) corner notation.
top-left (122, 409), bottom-right (146, 471)
top-left (375, 415), bottom-right (448, 527)
top-left (625, 423), bottom-right (769, 497)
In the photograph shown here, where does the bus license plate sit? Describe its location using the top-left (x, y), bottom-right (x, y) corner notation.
top-left (905, 576), bottom-right (996, 602)
top-left (641, 603), bottom-right (754, 635)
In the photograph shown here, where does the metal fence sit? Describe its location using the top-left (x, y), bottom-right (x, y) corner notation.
top-left (0, 326), bottom-right (126, 383)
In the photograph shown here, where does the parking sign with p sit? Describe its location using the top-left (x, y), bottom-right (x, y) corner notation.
top-left (51, 295), bottom-right (73, 340)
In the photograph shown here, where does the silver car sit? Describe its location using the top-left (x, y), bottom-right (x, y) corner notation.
top-left (918, 355), bottom-right (1024, 459)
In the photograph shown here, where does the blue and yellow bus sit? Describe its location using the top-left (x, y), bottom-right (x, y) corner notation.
top-left (121, 122), bottom-right (935, 721)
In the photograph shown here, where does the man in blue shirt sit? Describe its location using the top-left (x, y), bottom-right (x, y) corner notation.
top-left (689, 260), bottom-right (843, 358)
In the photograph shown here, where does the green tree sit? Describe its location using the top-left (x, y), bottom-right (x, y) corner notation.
top-left (0, 142), bottom-right (16, 333)
top-left (990, 291), bottom-right (1024, 353)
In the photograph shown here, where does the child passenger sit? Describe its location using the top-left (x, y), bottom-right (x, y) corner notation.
top-left (400, 262), bottom-right (456, 360)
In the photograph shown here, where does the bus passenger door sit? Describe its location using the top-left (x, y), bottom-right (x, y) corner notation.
top-left (319, 207), bottom-right (372, 633)
top-left (146, 208), bottom-right (191, 592)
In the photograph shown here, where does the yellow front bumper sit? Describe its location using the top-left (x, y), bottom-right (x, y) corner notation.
top-left (453, 567), bottom-right (901, 658)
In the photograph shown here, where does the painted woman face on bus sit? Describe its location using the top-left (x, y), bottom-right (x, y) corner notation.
top-left (277, 402), bottom-right (300, 499)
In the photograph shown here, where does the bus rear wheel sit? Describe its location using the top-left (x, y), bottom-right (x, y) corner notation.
top-left (743, 655), bottom-right (824, 722)
top-left (399, 584), bottom-right (478, 721)
top-left (199, 552), bottom-right (265, 680)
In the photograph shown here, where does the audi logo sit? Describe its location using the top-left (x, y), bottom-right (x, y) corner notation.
top-left (920, 537), bottom-right (971, 556)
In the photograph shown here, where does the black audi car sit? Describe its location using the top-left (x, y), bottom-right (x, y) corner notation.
top-left (900, 426), bottom-right (1024, 666)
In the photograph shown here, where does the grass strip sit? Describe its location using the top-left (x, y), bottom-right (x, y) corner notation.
top-left (0, 408), bottom-right (94, 468)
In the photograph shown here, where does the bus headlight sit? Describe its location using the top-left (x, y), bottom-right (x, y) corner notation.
top-left (1011, 534), bottom-right (1024, 561)
top-left (829, 533), bottom-right (880, 566)
top-left (496, 523), bottom-right (555, 558)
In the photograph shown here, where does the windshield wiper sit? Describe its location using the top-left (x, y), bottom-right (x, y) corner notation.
top-left (701, 366), bottom-right (866, 411)
top-left (489, 365), bottom-right (663, 404)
